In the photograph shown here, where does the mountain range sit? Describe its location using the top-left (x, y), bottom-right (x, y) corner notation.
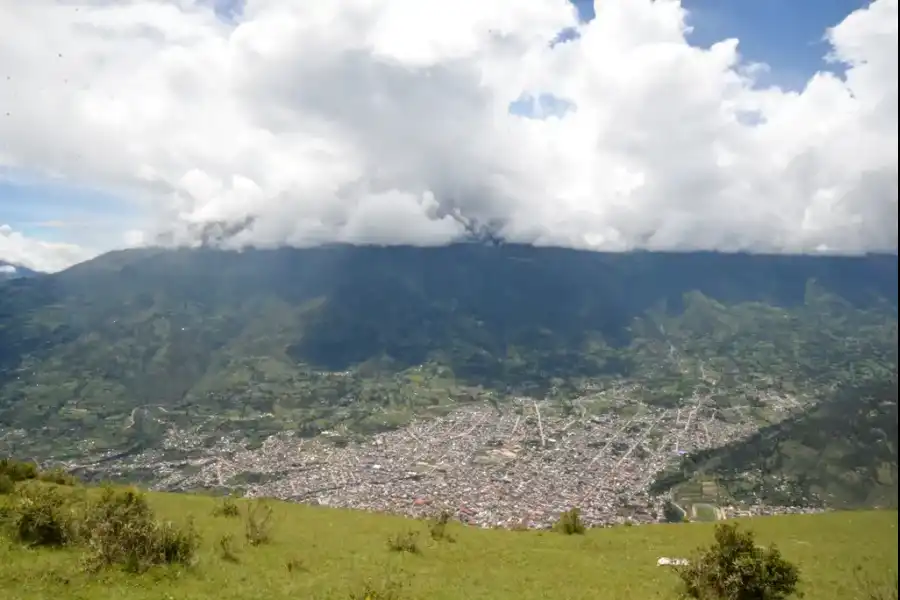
top-left (0, 244), bottom-right (897, 507)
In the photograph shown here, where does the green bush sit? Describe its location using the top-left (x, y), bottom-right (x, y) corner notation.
top-left (0, 458), bottom-right (38, 482)
top-left (0, 474), bottom-right (14, 495)
top-left (82, 487), bottom-right (198, 573)
top-left (37, 468), bottom-right (79, 487)
top-left (1, 482), bottom-right (85, 547)
top-left (0, 458), bottom-right (78, 486)
top-left (554, 507), bottom-right (586, 535)
top-left (0, 482), bottom-right (198, 573)
top-left (676, 523), bottom-right (801, 600)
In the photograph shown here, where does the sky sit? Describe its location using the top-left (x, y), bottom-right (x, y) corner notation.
top-left (0, 0), bottom-right (897, 272)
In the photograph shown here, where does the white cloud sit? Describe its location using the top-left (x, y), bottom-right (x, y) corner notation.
top-left (0, 0), bottom-right (896, 257)
top-left (0, 224), bottom-right (94, 272)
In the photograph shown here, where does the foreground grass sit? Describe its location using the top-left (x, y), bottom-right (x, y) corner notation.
top-left (1, 490), bottom-right (897, 600)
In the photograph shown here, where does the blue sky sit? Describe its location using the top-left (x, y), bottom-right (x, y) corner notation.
top-left (0, 176), bottom-right (137, 246)
top-left (570, 0), bottom-right (863, 88)
top-left (678, 0), bottom-right (865, 88)
top-left (1, 0), bottom-right (871, 248)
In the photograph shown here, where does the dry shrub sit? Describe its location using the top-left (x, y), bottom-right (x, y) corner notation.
top-left (428, 510), bottom-right (455, 542)
top-left (244, 499), bottom-right (275, 546)
top-left (386, 530), bottom-right (421, 554)
top-left (212, 495), bottom-right (240, 518)
top-left (218, 533), bottom-right (240, 563)
top-left (348, 576), bottom-right (406, 600)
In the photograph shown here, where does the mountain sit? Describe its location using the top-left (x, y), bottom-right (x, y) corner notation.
top-left (0, 261), bottom-right (40, 281)
top-left (0, 244), bottom-right (897, 473)
top-left (651, 376), bottom-right (898, 509)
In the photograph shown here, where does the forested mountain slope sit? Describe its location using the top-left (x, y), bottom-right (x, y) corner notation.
top-left (0, 245), bottom-right (896, 462)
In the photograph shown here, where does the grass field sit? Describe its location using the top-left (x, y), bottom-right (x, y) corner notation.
top-left (1, 490), bottom-right (897, 600)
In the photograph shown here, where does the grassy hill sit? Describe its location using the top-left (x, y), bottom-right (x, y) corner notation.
top-left (0, 486), bottom-right (897, 600)
top-left (1, 245), bottom-right (896, 464)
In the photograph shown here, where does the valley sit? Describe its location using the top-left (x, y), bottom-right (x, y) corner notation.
top-left (1, 246), bottom-right (897, 523)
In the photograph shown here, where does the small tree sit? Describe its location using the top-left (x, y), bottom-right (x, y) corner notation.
top-left (676, 523), bottom-right (800, 600)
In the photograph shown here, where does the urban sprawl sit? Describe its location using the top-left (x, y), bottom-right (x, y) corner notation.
top-left (47, 384), bottom-right (823, 529)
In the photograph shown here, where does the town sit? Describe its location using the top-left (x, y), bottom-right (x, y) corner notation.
top-left (57, 384), bottom-right (823, 529)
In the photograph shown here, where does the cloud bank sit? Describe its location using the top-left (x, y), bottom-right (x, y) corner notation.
top-left (0, 224), bottom-right (93, 272)
top-left (0, 0), bottom-right (897, 271)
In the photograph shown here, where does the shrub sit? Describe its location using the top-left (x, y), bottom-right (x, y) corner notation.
top-left (0, 458), bottom-right (78, 486)
top-left (244, 499), bottom-right (274, 546)
top-left (386, 530), bottom-right (421, 554)
top-left (428, 510), bottom-right (455, 542)
top-left (82, 487), bottom-right (199, 573)
top-left (0, 458), bottom-right (38, 482)
top-left (213, 495), bottom-right (240, 518)
top-left (348, 577), bottom-right (405, 600)
top-left (0, 474), bottom-right (14, 495)
top-left (1, 482), bottom-right (85, 547)
top-left (218, 533), bottom-right (240, 563)
top-left (675, 523), bottom-right (801, 600)
top-left (554, 507), bottom-right (586, 535)
top-left (37, 468), bottom-right (79, 487)
top-left (0, 482), bottom-right (197, 573)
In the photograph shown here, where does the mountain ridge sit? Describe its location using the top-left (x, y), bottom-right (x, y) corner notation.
top-left (0, 261), bottom-right (41, 281)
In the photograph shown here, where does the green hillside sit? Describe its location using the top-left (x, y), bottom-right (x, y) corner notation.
top-left (0, 486), bottom-right (897, 600)
top-left (653, 376), bottom-right (899, 509)
top-left (1, 245), bottom-right (896, 466)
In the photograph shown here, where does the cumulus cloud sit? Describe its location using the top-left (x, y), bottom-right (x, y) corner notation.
top-left (0, 224), bottom-right (94, 272)
top-left (0, 0), bottom-right (896, 257)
